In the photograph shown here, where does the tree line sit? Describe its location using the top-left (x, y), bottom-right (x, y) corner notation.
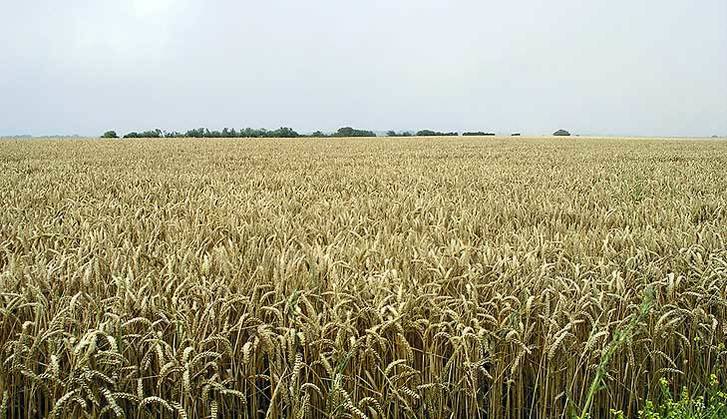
top-left (102, 127), bottom-right (377, 139)
top-left (102, 128), bottom-right (572, 138)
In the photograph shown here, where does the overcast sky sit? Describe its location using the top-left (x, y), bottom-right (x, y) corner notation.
top-left (1, 0), bottom-right (725, 137)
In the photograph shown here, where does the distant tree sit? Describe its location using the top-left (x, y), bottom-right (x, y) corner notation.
top-left (268, 127), bottom-right (299, 138)
top-left (462, 131), bottom-right (495, 136)
top-left (511, 133), bottom-right (521, 136)
top-left (553, 129), bottom-right (571, 136)
top-left (239, 128), bottom-right (256, 138)
top-left (417, 130), bottom-right (458, 137)
top-left (336, 127), bottom-right (353, 137)
top-left (387, 130), bottom-right (413, 137)
top-left (101, 130), bottom-right (118, 138)
top-left (123, 129), bottom-right (162, 138)
top-left (184, 128), bottom-right (204, 138)
top-left (310, 131), bottom-right (327, 137)
top-left (334, 127), bottom-right (376, 137)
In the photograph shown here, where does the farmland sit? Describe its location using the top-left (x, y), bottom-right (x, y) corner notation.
top-left (0, 136), bottom-right (725, 418)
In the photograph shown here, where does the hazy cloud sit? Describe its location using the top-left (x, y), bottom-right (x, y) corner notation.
top-left (1, 0), bottom-right (725, 136)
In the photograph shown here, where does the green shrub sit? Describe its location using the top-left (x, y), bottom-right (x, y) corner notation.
top-left (635, 375), bottom-right (727, 419)
top-left (101, 130), bottom-right (118, 138)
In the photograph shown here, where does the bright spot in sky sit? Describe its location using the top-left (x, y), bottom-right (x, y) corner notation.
top-left (130, 0), bottom-right (176, 18)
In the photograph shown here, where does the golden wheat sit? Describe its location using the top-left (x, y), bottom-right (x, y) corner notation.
top-left (0, 136), bottom-right (725, 418)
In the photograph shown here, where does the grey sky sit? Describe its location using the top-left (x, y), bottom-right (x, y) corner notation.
top-left (1, 0), bottom-right (725, 137)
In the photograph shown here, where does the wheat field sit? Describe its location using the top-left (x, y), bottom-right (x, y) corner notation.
top-left (0, 137), bottom-right (725, 418)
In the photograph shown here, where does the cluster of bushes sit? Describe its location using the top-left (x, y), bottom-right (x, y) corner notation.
top-left (104, 127), bottom-right (380, 139)
top-left (462, 131), bottom-right (495, 136)
top-left (305, 127), bottom-right (376, 138)
top-left (123, 129), bottom-right (165, 138)
top-left (329, 127), bottom-right (376, 137)
top-left (121, 127), bottom-right (302, 139)
top-left (386, 130), bottom-right (413, 137)
top-left (388, 130), bottom-right (462, 137)
top-left (178, 127), bottom-right (301, 138)
top-left (416, 130), bottom-right (459, 136)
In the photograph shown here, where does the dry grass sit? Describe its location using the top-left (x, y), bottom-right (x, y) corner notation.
top-left (0, 136), bottom-right (725, 418)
